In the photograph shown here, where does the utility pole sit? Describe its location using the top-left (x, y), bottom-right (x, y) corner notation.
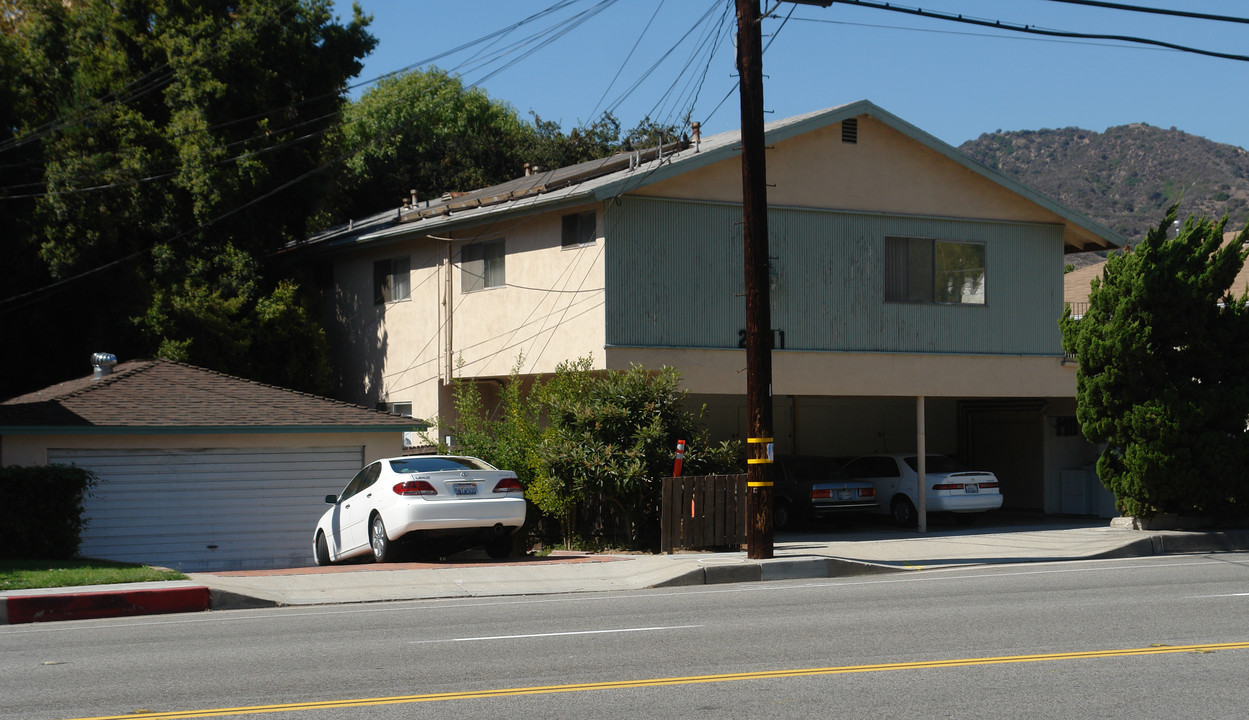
top-left (736, 0), bottom-right (773, 560)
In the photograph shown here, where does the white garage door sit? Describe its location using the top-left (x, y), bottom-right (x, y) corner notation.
top-left (49, 446), bottom-right (363, 572)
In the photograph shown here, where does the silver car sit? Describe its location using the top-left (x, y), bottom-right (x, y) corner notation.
top-left (841, 453), bottom-right (1003, 526)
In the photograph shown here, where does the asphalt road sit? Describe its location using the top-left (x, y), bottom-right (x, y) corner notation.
top-left (4, 553), bottom-right (1249, 720)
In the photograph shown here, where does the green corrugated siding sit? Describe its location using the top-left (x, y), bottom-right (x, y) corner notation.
top-left (606, 196), bottom-right (1064, 355)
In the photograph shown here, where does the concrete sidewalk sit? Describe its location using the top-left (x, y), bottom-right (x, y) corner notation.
top-left (6, 518), bottom-right (1249, 625)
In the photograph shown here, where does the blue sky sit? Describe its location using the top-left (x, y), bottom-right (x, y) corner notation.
top-left (331, 0), bottom-right (1248, 151)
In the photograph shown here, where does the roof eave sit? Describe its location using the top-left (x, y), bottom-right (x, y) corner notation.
top-left (0, 423), bottom-right (426, 435)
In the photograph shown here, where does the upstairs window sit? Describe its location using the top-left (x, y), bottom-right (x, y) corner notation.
top-left (373, 256), bottom-right (410, 305)
top-left (884, 236), bottom-right (986, 305)
top-left (462, 239), bottom-right (505, 292)
top-left (561, 211), bottom-right (597, 247)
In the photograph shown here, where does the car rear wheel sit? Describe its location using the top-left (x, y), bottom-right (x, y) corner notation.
top-left (773, 500), bottom-right (793, 531)
top-left (891, 496), bottom-right (917, 527)
top-left (370, 515), bottom-right (394, 563)
top-left (315, 532), bottom-right (331, 566)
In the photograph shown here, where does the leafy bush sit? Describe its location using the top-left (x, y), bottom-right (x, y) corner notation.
top-left (435, 356), bottom-right (742, 551)
top-left (0, 465), bottom-right (98, 558)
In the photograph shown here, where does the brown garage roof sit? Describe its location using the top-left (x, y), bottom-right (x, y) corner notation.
top-left (0, 359), bottom-right (423, 432)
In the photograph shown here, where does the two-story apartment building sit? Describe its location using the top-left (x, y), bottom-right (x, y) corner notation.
top-left (298, 100), bottom-right (1126, 515)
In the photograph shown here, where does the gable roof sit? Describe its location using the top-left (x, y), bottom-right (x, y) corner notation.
top-left (0, 359), bottom-right (424, 434)
top-left (293, 100), bottom-right (1127, 255)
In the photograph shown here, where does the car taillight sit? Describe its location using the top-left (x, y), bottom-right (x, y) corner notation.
top-left (977, 482), bottom-right (999, 489)
top-left (810, 489), bottom-right (832, 499)
top-left (858, 487), bottom-right (875, 498)
top-left (494, 477), bottom-right (523, 493)
top-left (393, 480), bottom-right (436, 496)
top-left (932, 483), bottom-right (963, 490)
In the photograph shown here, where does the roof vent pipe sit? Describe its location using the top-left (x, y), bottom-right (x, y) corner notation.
top-left (690, 121), bottom-right (701, 151)
top-left (91, 352), bottom-right (117, 379)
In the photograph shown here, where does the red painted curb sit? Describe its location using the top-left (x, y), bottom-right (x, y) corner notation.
top-left (4, 587), bottom-right (212, 624)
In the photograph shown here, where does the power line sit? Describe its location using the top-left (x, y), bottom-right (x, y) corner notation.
top-left (822, 0), bottom-right (1249, 62)
top-left (1041, 0), bottom-right (1249, 25)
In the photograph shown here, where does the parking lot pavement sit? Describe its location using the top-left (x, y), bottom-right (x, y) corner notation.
top-left (6, 515), bottom-right (1249, 624)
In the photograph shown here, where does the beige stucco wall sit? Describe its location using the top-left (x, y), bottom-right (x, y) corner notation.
top-left (327, 238), bottom-right (444, 417)
top-left (329, 202), bottom-right (607, 436)
top-left (606, 346), bottom-right (1077, 398)
top-left (639, 115), bottom-right (1101, 251)
top-left (448, 203), bottom-right (607, 380)
top-left (1, 431), bottom-right (403, 467)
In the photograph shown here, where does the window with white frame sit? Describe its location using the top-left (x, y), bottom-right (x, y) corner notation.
top-left (373, 256), bottom-right (410, 305)
top-left (561, 211), bottom-right (596, 248)
top-left (884, 236), bottom-right (986, 305)
top-left (462, 239), bottom-right (505, 292)
top-left (389, 402), bottom-right (413, 417)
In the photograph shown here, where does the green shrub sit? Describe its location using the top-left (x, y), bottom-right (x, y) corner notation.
top-left (436, 356), bottom-right (742, 551)
top-left (0, 465), bottom-right (98, 558)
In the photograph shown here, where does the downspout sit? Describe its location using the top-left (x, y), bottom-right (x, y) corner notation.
top-left (444, 240), bottom-right (453, 383)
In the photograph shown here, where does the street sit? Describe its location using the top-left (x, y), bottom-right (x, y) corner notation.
top-left (3, 553), bottom-right (1248, 719)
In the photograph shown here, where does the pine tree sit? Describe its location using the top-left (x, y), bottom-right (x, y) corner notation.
top-left (1061, 207), bottom-right (1249, 520)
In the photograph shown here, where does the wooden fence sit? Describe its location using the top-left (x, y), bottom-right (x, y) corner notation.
top-left (660, 474), bottom-right (747, 553)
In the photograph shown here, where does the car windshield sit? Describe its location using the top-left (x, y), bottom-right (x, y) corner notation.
top-left (902, 455), bottom-right (967, 474)
top-left (389, 457), bottom-right (496, 473)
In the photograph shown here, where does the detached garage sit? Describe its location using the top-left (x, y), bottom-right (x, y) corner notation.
top-left (0, 356), bottom-right (421, 571)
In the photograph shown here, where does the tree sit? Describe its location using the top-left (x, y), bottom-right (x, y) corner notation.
top-left (1, 0), bottom-right (374, 397)
top-left (326, 67), bottom-right (538, 220)
top-left (1060, 206), bottom-right (1249, 520)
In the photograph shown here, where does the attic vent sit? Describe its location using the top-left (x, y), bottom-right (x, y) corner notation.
top-left (841, 117), bottom-right (858, 144)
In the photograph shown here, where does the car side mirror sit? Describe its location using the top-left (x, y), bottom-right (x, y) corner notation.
top-left (325, 494), bottom-right (338, 504)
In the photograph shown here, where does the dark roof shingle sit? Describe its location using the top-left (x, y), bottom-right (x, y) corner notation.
top-left (0, 359), bottom-right (422, 431)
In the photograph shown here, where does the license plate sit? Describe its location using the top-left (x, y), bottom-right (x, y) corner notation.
top-left (965, 484), bottom-right (979, 494)
top-left (452, 483), bottom-right (478, 496)
top-left (836, 490), bottom-right (852, 501)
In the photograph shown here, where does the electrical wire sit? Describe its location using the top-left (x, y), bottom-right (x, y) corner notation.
top-left (1040, 0), bottom-right (1249, 25)
top-left (824, 0), bottom-right (1249, 62)
top-left (584, 0), bottom-right (669, 126)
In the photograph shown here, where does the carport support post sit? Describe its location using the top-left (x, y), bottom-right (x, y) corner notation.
top-left (917, 395), bottom-right (927, 533)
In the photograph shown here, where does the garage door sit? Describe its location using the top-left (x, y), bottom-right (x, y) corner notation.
top-left (49, 446), bottom-right (363, 572)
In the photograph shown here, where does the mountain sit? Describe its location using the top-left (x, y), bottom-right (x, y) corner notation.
top-left (958, 124), bottom-right (1249, 245)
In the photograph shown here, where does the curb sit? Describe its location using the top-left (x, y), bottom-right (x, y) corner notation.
top-left (1, 586), bottom-right (212, 625)
top-left (7, 530), bottom-right (1249, 624)
top-left (653, 556), bottom-right (900, 588)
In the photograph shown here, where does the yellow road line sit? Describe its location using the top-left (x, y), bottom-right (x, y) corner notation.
top-left (68, 641), bottom-right (1249, 719)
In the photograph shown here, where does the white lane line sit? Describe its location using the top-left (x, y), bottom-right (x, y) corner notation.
top-left (410, 624), bottom-right (703, 644)
top-left (1188, 592), bottom-right (1249, 598)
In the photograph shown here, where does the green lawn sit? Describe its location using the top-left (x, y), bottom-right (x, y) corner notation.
top-left (0, 559), bottom-right (187, 591)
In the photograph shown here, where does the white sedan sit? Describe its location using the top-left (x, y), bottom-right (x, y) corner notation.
top-left (841, 453), bottom-right (1003, 526)
top-left (313, 455), bottom-right (526, 565)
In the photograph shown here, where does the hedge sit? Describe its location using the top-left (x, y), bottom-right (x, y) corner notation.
top-left (0, 465), bottom-right (98, 559)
